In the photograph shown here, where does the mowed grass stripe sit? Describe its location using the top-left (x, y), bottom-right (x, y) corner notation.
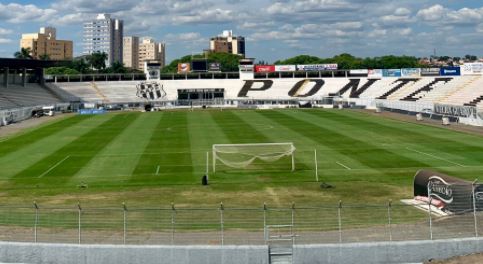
top-left (69, 112), bottom-right (158, 184)
top-left (321, 110), bottom-right (483, 165)
top-left (296, 110), bottom-right (448, 167)
top-left (261, 110), bottom-right (429, 169)
top-left (0, 115), bottom-right (91, 158)
top-left (186, 111), bottom-right (231, 177)
top-left (233, 110), bottom-right (370, 171)
top-left (210, 110), bottom-right (306, 178)
top-left (10, 113), bottom-right (138, 185)
top-left (131, 111), bottom-right (194, 184)
top-left (0, 115), bottom-right (111, 179)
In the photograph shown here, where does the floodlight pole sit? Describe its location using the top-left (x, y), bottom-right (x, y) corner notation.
top-left (314, 149), bottom-right (319, 182)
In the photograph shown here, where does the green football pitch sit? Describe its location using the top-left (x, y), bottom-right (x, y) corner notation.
top-left (1, 109), bottom-right (482, 208)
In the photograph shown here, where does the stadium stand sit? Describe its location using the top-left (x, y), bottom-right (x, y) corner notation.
top-left (0, 84), bottom-right (63, 110)
top-left (438, 76), bottom-right (483, 107)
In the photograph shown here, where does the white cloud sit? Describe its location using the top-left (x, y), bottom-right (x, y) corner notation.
top-left (0, 38), bottom-right (12, 44)
top-left (0, 28), bottom-right (12, 35)
top-left (0, 3), bottom-right (56, 23)
top-left (417, 4), bottom-right (446, 21)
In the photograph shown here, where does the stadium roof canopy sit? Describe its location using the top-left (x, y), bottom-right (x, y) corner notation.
top-left (0, 58), bottom-right (59, 70)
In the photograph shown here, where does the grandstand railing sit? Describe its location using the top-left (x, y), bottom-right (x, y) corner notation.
top-left (44, 70), bottom-right (371, 83)
top-left (0, 182), bottom-right (481, 246)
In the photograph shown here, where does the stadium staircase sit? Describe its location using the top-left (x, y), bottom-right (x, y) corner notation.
top-left (266, 225), bottom-right (294, 264)
top-left (90, 82), bottom-right (110, 103)
top-left (401, 78), bottom-right (452, 101)
top-left (377, 80), bottom-right (411, 99)
top-left (438, 76), bottom-right (483, 106)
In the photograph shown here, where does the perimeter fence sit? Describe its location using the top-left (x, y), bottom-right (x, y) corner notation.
top-left (0, 184), bottom-right (482, 246)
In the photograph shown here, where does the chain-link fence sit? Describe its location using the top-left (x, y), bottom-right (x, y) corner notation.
top-left (1, 183), bottom-right (483, 246)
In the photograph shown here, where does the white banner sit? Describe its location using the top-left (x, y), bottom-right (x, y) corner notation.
top-left (461, 63), bottom-right (483, 75)
top-left (275, 65), bottom-right (296, 72)
top-left (296, 64), bottom-right (338, 71)
top-left (350, 69), bottom-right (368, 75)
top-left (401, 68), bottom-right (421, 77)
top-left (368, 69), bottom-right (383, 78)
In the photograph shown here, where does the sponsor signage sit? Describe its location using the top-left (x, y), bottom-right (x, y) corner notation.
top-left (421, 68), bottom-right (440, 76)
top-left (78, 109), bottom-right (106, 115)
top-left (255, 65), bottom-right (276, 73)
top-left (208, 62), bottom-right (221, 72)
top-left (177, 63), bottom-right (191, 73)
top-left (382, 69), bottom-right (402, 77)
top-left (413, 170), bottom-right (483, 213)
top-left (401, 68), bottom-right (421, 77)
top-left (461, 63), bottom-right (483, 75)
top-left (368, 69), bottom-right (383, 78)
top-left (239, 65), bottom-right (254, 72)
top-left (440, 66), bottom-right (461, 76)
top-left (349, 69), bottom-right (369, 75)
top-left (296, 64), bottom-right (338, 71)
top-left (275, 65), bottom-right (296, 72)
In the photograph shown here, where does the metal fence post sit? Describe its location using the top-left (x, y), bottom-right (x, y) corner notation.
top-left (263, 203), bottom-right (267, 242)
top-left (171, 203), bottom-right (176, 245)
top-left (427, 184), bottom-right (433, 240)
top-left (34, 201), bottom-right (38, 243)
top-left (387, 200), bottom-right (392, 242)
top-left (77, 202), bottom-right (82, 244)
top-left (123, 202), bottom-right (127, 245)
top-left (473, 180), bottom-right (479, 237)
top-left (338, 200), bottom-right (342, 243)
top-left (220, 202), bottom-right (224, 246)
top-left (291, 202), bottom-right (295, 245)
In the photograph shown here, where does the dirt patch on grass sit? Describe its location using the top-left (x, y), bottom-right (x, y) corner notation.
top-left (354, 109), bottom-right (483, 136)
top-left (0, 113), bottom-right (72, 139)
top-left (425, 253), bottom-right (483, 264)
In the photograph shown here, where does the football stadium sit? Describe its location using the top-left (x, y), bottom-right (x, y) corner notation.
top-left (1, 57), bottom-right (483, 263)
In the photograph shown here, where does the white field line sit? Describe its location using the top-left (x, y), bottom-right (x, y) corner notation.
top-left (38, 155), bottom-right (71, 178)
top-left (406, 147), bottom-right (465, 167)
top-left (336, 161), bottom-right (351, 170)
top-left (155, 165), bottom-right (160, 175)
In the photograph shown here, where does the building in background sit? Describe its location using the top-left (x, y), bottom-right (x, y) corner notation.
top-left (209, 30), bottom-right (245, 57)
top-left (123, 36), bottom-right (139, 70)
top-left (138, 37), bottom-right (166, 70)
top-left (20, 27), bottom-right (73, 60)
top-left (83, 14), bottom-right (123, 67)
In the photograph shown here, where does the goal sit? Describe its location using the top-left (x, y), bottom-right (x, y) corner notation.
top-left (212, 143), bottom-right (296, 172)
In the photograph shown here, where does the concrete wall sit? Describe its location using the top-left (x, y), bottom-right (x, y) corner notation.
top-left (0, 243), bottom-right (268, 264)
top-left (294, 237), bottom-right (483, 264)
top-left (0, 238), bottom-right (482, 264)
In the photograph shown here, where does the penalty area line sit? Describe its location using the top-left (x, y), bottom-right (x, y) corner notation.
top-left (406, 147), bottom-right (465, 167)
top-left (38, 155), bottom-right (71, 178)
top-left (336, 161), bottom-right (351, 170)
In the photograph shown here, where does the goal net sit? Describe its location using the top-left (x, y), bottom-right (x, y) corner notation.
top-left (212, 143), bottom-right (296, 172)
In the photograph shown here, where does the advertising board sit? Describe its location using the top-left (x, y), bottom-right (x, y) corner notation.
top-left (401, 68), bottom-right (421, 77)
top-left (255, 65), bottom-right (276, 73)
top-left (421, 68), bottom-right (440, 76)
top-left (296, 64), bottom-right (338, 71)
top-left (368, 69), bottom-right (383, 78)
top-left (440, 67), bottom-right (461, 76)
top-left (349, 69), bottom-right (369, 75)
top-left (382, 69), bottom-right (402, 77)
top-left (177, 63), bottom-right (191, 73)
top-left (208, 62), bottom-right (221, 72)
top-left (275, 65), bottom-right (296, 72)
top-left (461, 63), bottom-right (483, 75)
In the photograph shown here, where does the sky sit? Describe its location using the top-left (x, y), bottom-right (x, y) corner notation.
top-left (0, 0), bottom-right (482, 63)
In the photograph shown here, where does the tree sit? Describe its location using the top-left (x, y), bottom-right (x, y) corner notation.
top-left (105, 61), bottom-right (127, 74)
top-left (14, 48), bottom-right (33, 59)
top-left (39, 54), bottom-right (50, 60)
top-left (44, 67), bottom-right (80, 75)
top-left (87, 52), bottom-right (108, 71)
top-left (162, 52), bottom-right (243, 73)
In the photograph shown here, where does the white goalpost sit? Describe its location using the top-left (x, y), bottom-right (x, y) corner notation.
top-left (212, 143), bottom-right (296, 172)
